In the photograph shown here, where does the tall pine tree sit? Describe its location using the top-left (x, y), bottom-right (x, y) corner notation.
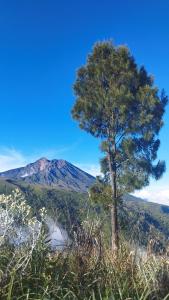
top-left (72, 41), bottom-right (167, 251)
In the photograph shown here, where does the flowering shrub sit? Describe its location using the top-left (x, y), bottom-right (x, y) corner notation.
top-left (0, 188), bottom-right (46, 247)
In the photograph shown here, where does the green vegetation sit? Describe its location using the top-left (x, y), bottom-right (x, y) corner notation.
top-left (1, 178), bottom-right (169, 249)
top-left (1, 189), bottom-right (169, 299)
top-left (72, 41), bottom-right (167, 251)
top-left (0, 179), bottom-right (169, 299)
top-left (0, 178), bottom-right (88, 236)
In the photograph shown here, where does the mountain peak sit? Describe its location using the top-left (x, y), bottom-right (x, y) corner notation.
top-left (0, 157), bottom-right (95, 192)
top-left (34, 157), bottom-right (50, 172)
top-left (36, 157), bottom-right (50, 162)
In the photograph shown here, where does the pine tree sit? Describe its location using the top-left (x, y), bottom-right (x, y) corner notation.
top-left (72, 41), bottom-right (167, 252)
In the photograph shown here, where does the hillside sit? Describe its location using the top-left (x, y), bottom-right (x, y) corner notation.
top-left (122, 194), bottom-right (169, 248)
top-left (0, 177), bottom-right (169, 248)
top-left (0, 157), bottom-right (95, 192)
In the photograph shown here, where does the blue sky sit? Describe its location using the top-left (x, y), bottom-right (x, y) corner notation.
top-left (0, 0), bottom-right (169, 203)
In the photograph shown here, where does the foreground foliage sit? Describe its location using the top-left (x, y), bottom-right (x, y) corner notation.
top-left (1, 180), bottom-right (169, 249)
top-left (1, 229), bottom-right (169, 299)
top-left (0, 190), bottom-right (169, 299)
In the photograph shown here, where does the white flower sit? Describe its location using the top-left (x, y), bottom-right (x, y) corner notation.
top-left (0, 189), bottom-right (43, 248)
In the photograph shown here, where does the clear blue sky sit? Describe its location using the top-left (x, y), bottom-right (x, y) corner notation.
top-left (0, 0), bottom-right (169, 203)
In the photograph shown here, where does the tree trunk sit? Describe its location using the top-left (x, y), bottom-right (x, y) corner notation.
top-left (107, 150), bottom-right (119, 252)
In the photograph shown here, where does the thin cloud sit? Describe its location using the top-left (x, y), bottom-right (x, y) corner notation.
top-left (0, 142), bottom-right (81, 172)
top-left (133, 185), bottom-right (169, 206)
top-left (74, 163), bottom-right (101, 177)
top-left (0, 148), bottom-right (29, 172)
top-left (0, 145), bottom-right (79, 172)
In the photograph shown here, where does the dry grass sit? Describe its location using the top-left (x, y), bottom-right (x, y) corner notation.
top-left (1, 221), bottom-right (169, 299)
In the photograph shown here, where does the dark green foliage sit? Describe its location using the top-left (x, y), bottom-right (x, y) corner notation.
top-left (1, 178), bottom-right (169, 250)
top-left (89, 176), bottom-right (112, 207)
top-left (72, 41), bottom-right (167, 195)
top-left (19, 184), bottom-right (89, 236)
top-left (72, 41), bottom-right (167, 250)
top-left (0, 178), bottom-right (90, 238)
top-left (121, 195), bottom-right (169, 250)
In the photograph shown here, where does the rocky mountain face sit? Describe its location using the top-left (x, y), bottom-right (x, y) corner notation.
top-left (0, 158), bottom-right (95, 192)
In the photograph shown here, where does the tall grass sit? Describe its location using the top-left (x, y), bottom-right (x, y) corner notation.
top-left (1, 221), bottom-right (169, 300)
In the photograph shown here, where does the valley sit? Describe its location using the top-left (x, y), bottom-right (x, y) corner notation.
top-left (0, 160), bottom-right (169, 250)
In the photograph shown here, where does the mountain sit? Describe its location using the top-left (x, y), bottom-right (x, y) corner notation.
top-left (0, 159), bottom-right (169, 249)
top-left (0, 158), bottom-right (95, 192)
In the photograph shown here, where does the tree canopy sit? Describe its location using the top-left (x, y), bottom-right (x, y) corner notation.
top-left (72, 41), bottom-right (168, 250)
top-left (72, 41), bottom-right (167, 194)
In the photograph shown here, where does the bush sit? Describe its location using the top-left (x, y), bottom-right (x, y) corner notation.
top-left (1, 190), bottom-right (169, 299)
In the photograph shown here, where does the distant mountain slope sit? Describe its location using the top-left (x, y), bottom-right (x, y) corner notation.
top-left (0, 177), bottom-right (168, 248)
top-left (0, 158), bottom-right (95, 192)
top-left (122, 193), bottom-right (169, 248)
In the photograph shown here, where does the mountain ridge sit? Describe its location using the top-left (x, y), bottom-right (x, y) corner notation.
top-left (0, 157), bottom-right (95, 192)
